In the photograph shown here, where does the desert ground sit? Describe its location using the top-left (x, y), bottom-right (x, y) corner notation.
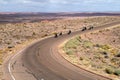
top-left (63, 24), bottom-right (120, 79)
top-left (0, 13), bottom-right (120, 79)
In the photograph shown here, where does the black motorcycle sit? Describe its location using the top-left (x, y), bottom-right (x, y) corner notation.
top-left (54, 33), bottom-right (58, 38)
top-left (59, 32), bottom-right (62, 36)
top-left (68, 30), bottom-right (71, 35)
top-left (88, 26), bottom-right (94, 30)
top-left (81, 27), bottom-right (87, 31)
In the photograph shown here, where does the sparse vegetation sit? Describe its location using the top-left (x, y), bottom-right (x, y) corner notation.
top-left (63, 25), bottom-right (120, 78)
top-left (100, 44), bottom-right (111, 50)
top-left (65, 37), bottom-right (80, 48)
top-left (8, 45), bottom-right (15, 49)
top-left (66, 50), bottom-right (74, 55)
top-left (116, 53), bottom-right (120, 57)
top-left (64, 36), bottom-right (80, 55)
top-left (1, 16), bottom-right (120, 79)
top-left (83, 40), bottom-right (93, 48)
top-left (105, 68), bottom-right (114, 74)
top-left (41, 34), bottom-right (48, 38)
top-left (114, 70), bottom-right (120, 76)
top-left (105, 68), bottom-right (120, 76)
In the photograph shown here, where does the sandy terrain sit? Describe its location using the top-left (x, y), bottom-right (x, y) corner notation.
top-left (63, 25), bottom-right (120, 79)
top-left (0, 16), bottom-right (120, 79)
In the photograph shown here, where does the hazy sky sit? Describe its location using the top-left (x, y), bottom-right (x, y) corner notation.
top-left (0, 0), bottom-right (120, 12)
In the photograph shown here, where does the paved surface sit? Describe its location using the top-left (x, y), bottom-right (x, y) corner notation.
top-left (3, 21), bottom-right (120, 80)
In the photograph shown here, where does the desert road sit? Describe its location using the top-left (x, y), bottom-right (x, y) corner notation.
top-left (3, 21), bottom-right (120, 80)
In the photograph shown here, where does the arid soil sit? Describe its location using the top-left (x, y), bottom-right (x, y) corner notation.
top-left (0, 16), bottom-right (120, 79)
top-left (63, 25), bottom-right (120, 79)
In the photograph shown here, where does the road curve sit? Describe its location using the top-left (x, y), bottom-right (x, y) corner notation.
top-left (3, 21), bottom-right (120, 80)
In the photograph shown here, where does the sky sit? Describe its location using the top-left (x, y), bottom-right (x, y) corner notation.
top-left (0, 0), bottom-right (120, 12)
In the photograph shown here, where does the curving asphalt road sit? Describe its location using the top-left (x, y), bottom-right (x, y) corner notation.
top-left (3, 21), bottom-right (120, 80)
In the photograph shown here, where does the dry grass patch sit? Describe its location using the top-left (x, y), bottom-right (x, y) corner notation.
top-left (63, 26), bottom-right (120, 79)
